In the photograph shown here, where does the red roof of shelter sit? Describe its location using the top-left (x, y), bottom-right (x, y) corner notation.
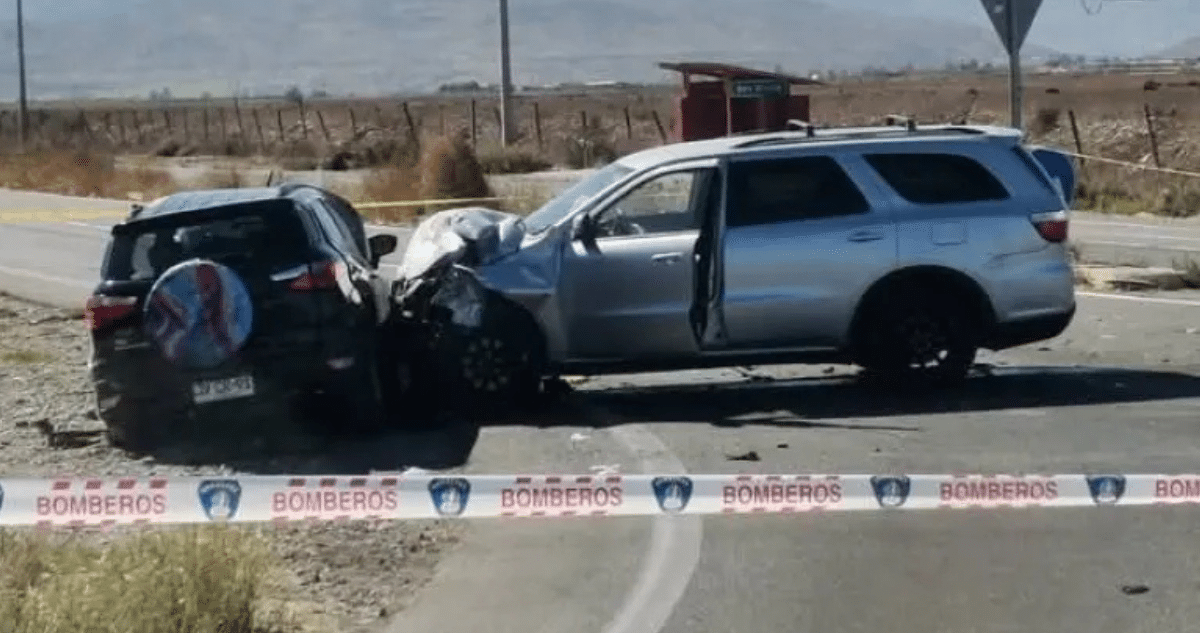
top-left (658, 61), bottom-right (824, 86)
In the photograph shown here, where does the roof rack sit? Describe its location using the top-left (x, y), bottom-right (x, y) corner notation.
top-left (732, 122), bottom-right (987, 150)
top-left (785, 119), bottom-right (817, 137)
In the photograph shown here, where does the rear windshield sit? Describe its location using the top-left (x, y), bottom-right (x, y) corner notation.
top-left (102, 203), bottom-right (311, 282)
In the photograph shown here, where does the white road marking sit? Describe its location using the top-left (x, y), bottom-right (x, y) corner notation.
top-left (0, 263), bottom-right (93, 288)
top-left (603, 423), bottom-right (701, 633)
top-left (1078, 291), bottom-right (1200, 307)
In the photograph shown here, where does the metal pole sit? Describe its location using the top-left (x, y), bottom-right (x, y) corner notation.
top-left (1006, 0), bottom-right (1023, 131)
top-left (16, 0), bottom-right (28, 148)
top-left (498, 0), bottom-right (515, 146)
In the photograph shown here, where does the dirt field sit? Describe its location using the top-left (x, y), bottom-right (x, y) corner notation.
top-left (5, 71), bottom-right (1200, 216)
top-left (0, 293), bottom-right (464, 633)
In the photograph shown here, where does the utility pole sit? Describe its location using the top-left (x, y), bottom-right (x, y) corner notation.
top-left (1005, 0), bottom-right (1022, 130)
top-left (16, 0), bottom-right (29, 148)
top-left (498, 0), bottom-right (515, 147)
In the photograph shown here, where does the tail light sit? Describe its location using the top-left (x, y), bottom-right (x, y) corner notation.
top-left (85, 295), bottom-right (138, 331)
top-left (1030, 210), bottom-right (1068, 243)
top-left (288, 260), bottom-right (342, 291)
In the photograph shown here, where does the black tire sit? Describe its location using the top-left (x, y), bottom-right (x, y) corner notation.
top-left (856, 289), bottom-right (978, 387)
top-left (97, 390), bottom-right (172, 454)
top-left (444, 301), bottom-right (545, 406)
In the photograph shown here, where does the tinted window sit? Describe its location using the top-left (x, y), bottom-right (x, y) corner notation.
top-left (103, 205), bottom-right (310, 282)
top-left (309, 201), bottom-right (362, 261)
top-left (727, 156), bottom-right (869, 227)
top-left (865, 152), bottom-right (1010, 204)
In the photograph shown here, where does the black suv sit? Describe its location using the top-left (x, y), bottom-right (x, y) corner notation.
top-left (85, 184), bottom-right (400, 451)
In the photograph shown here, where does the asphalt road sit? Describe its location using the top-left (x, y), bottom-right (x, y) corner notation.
top-left (6, 187), bottom-right (1200, 633)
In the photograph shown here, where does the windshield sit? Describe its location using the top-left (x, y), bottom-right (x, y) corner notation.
top-left (522, 162), bottom-right (636, 233)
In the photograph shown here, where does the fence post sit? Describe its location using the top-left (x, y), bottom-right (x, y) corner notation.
top-left (401, 102), bottom-right (418, 147)
top-left (252, 109), bottom-right (266, 150)
top-left (651, 110), bottom-right (668, 143)
top-left (181, 108), bottom-right (190, 140)
top-left (1144, 103), bottom-right (1162, 169)
top-left (1067, 109), bottom-right (1085, 173)
top-left (534, 102), bottom-right (543, 149)
top-left (316, 110), bottom-right (332, 142)
top-left (78, 110), bottom-right (91, 142)
top-left (132, 110), bottom-right (145, 145)
top-left (233, 98), bottom-right (245, 137)
top-left (162, 109), bottom-right (172, 136)
top-left (624, 106), bottom-right (632, 139)
top-left (202, 109), bottom-right (210, 143)
top-left (348, 107), bottom-right (358, 138)
top-left (219, 108), bottom-right (228, 141)
top-left (276, 109), bottom-right (286, 144)
top-left (470, 100), bottom-right (477, 146)
top-left (439, 105), bottom-right (445, 135)
top-left (297, 100), bottom-right (309, 139)
top-left (579, 110), bottom-right (587, 133)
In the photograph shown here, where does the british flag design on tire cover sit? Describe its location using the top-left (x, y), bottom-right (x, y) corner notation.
top-left (144, 259), bottom-right (253, 370)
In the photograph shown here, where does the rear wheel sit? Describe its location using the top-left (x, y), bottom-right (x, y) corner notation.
top-left (856, 289), bottom-right (978, 387)
top-left (97, 389), bottom-right (175, 453)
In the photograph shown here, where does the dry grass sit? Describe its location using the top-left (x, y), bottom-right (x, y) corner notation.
top-left (0, 149), bottom-right (174, 200)
top-left (0, 349), bottom-right (53, 364)
top-left (417, 133), bottom-right (493, 214)
top-left (0, 526), bottom-right (287, 633)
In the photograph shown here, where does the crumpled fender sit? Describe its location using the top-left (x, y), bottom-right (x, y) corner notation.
top-left (397, 207), bottom-right (526, 281)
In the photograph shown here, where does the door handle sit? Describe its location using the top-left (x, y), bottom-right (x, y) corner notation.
top-left (847, 230), bottom-right (885, 243)
top-left (651, 252), bottom-right (683, 265)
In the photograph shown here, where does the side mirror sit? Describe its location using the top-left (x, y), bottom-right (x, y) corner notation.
top-left (572, 213), bottom-right (594, 241)
top-left (368, 233), bottom-right (399, 267)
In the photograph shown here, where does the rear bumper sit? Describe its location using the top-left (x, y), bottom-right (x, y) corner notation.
top-left (984, 304), bottom-right (1076, 351)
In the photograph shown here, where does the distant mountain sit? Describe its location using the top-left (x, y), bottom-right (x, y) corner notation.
top-left (1158, 37), bottom-right (1200, 59)
top-left (0, 0), bottom-right (1061, 100)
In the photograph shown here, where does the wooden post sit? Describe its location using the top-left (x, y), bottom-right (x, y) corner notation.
top-left (181, 108), bottom-right (189, 140)
top-left (493, 106), bottom-right (502, 130)
top-left (202, 109), bottom-right (210, 142)
top-left (316, 110), bottom-right (332, 142)
top-left (580, 110), bottom-right (587, 133)
top-left (348, 107), bottom-right (358, 138)
top-left (1068, 109), bottom-right (1085, 172)
top-left (533, 102), bottom-right (543, 149)
top-left (401, 102), bottom-right (418, 146)
top-left (162, 109), bottom-right (172, 135)
top-left (470, 100), bottom-right (477, 146)
top-left (252, 109), bottom-right (266, 149)
top-left (233, 98), bottom-right (245, 137)
top-left (624, 106), bottom-right (633, 139)
top-left (132, 110), bottom-right (145, 145)
top-left (78, 110), bottom-right (91, 142)
top-left (651, 109), bottom-right (668, 143)
top-left (276, 109), bottom-right (285, 143)
top-left (219, 107), bottom-right (228, 141)
top-left (1144, 103), bottom-right (1162, 169)
top-left (297, 101), bottom-right (308, 139)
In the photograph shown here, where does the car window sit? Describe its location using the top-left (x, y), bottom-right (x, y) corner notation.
top-left (726, 155), bottom-right (870, 227)
top-left (864, 152), bottom-right (1011, 204)
top-left (103, 205), bottom-right (310, 282)
top-left (310, 201), bottom-right (368, 265)
top-left (321, 195), bottom-right (370, 254)
top-left (593, 170), bottom-right (706, 238)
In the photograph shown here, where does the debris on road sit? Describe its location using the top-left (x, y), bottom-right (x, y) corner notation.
top-left (727, 450), bottom-right (762, 462)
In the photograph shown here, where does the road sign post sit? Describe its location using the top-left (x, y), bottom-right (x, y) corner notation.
top-left (981, 0), bottom-right (1044, 132)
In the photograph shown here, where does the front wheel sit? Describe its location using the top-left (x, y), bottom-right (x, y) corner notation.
top-left (857, 293), bottom-right (978, 387)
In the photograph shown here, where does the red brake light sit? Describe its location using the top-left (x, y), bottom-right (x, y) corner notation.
top-left (85, 295), bottom-right (138, 331)
top-left (289, 261), bottom-right (341, 291)
top-left (1030, 210), bottom-right (1068, 243)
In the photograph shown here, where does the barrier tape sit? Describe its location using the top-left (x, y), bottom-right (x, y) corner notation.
top-left (0, 473), bottom-right (1194, 529)
top-left (1057, 148), bottom-right (1200, 180)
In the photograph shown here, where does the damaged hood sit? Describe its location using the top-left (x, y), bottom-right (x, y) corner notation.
top-left (398, 207), bottom-right (527, 280)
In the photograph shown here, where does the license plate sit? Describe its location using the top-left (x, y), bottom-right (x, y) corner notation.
top-left (192, 375), bottom-right (255, 404)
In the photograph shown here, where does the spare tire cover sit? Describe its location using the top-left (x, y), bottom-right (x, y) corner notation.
top-left (144, 259), bottom-right (254, 370)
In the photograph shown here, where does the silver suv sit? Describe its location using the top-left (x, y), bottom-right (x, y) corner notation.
top-left (395, 123), bottom-right (1076, 398)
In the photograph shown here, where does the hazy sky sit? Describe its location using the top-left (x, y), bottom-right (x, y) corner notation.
top-left (2, 0), bottom-right (1198, 63)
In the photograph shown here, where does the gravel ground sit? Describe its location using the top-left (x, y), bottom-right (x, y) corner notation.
top-left (0, 292), bottom-right (464, 633)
